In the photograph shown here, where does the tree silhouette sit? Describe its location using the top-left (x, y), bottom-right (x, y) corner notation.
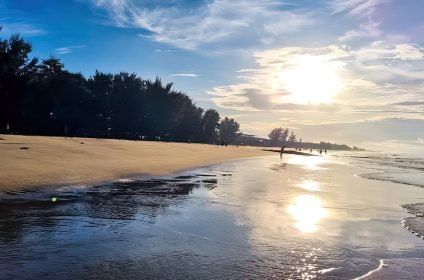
top-left (268, 127), bottom-right (290, 146)
top-left (0, 32), bottom-right (38, 132)
top-left (0, 30), bottom-right (247, 145)
top-left (288, 131), bottom-right (296, 143)
top-left (219, 117), bottom-right (240, 145)
top-left (201, 109), bottom-right (220, 143)
top-left (268, 127), bottom-right (283, 146)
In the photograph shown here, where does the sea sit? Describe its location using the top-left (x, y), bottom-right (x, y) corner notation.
top-left (1, 151), bottom-right (424, 279)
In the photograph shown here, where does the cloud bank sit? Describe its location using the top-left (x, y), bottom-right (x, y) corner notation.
top-left (89, 0), bottom-right (314, 50)
top-left (208, 41), bottom-right (424, 128)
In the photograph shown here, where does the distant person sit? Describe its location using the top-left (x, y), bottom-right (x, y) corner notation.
top-left (319, 149), bottom-right (323, 155)
top-left (310, 149), bottom-right (312, 153)
top-left (280, 145), bottom-right (286, 158)
top-left (325, 149), bottom-right (327, 154)
top-left (64, 124), bottom-right (69, 137)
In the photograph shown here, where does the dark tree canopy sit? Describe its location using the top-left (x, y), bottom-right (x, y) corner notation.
top-left (200, 109), bottom-right (220, 144)
top-left (219, 117), bottom-right (240, 145)
top-left (0, 33), bottom-right (38, 132)
top-left (288, 131), bottom-right (296, 143)
top-left (268, 127), bottom-right (289, 146)
top-left (0, 31), bottom-right (242, 145)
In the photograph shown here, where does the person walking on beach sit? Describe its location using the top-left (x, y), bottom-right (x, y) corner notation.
top-left (280, 145), bottom-right (286, 158)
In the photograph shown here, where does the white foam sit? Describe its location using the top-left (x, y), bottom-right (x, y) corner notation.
top-left (353, 259), bottom-right (384, 280)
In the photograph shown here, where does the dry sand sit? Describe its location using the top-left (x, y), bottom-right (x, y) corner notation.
top-left (0, 134), bottom-right (270, 192)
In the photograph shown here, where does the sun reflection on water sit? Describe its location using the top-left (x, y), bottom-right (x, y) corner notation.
top-left (298, 180), bottom-right (321, 191)
top-left (288, 195), bottom-right (328, 233)
top-left (287, 156), bottom-right (325, 170)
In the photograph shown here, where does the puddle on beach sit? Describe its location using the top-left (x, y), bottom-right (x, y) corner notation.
top-left (1, 155), bottom-right (424, 279)
top-left (0, 174), bottom-right (219, 239)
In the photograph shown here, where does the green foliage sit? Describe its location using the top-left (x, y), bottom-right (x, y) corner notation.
top-left (201, 109), bottom-right (220, 144)
top-left (0, 33), bottom-right (38, 131)
top-left (267, 126), bottom-right (356, 150)
top-left (268, 127), bottom-right (289, 146)
top-left (0, 30), bottom-right (240, 145)
top-left (219, 117), bottom-right (240, 145)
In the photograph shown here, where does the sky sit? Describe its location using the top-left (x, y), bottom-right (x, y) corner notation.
top-left (1, 0), bottom-right (424, 151)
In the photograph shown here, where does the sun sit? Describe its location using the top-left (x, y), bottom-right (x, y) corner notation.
top-left (280, 55), bottom-right (343, 104)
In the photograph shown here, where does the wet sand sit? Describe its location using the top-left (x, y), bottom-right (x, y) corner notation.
top-left (361, 258), bottom-right (424, 279)
top-left (1, 153), bottom-right (424, 279)
top-left (402, 203), bottom-right (424, 239)
top-left (0, 134), bottom-right (269, 192)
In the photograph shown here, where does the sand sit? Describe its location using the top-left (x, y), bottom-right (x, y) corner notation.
top-left (0, 134), bottom-right (270, 192)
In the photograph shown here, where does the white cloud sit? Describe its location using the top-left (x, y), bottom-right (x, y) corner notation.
top-left (208, 42), bottom-right (424, 128)
top-left (169, 73), bottom-right (198, 78)
top-left (155, 49), bottom-right (175, 53)
top-left (331, 0), bottom-right (388, 46)
top-left (0, 22), bottom-right (46, 36)
top-left (395, 44), bottom-right (424, 60)
top-left (350, 43), bottom-right (424, 82)
top-left (328, 0), bottom-right (388, 17)
top-left (89, 0), bottom-right (314, 50)
top-left (339, 19), bottom-right (381, 42)
top-left (54, 45), bottom-right (86, 55)
top-left (353, 42), bottom-right (424, 61)
top-left (209, 45), bottom-right (351, 111)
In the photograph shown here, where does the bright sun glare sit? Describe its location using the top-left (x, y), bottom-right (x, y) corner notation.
top-left (288, 195), bottom-right (328, 233)
top-left (280, 55), bottom-right (343, 104)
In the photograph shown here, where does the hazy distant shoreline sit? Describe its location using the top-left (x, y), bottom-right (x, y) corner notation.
top-left (0, 134), bottom-right (271, 192)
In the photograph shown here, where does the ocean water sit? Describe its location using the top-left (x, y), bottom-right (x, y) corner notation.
top-left (342, 151), bottom-right (424, 188)
top-left (339, 151), bottom-right (424, 242)
top-left (1, 152), bottom-right (424, 279)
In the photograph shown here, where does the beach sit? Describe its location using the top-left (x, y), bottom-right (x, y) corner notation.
top-left (1, 150), bottom-right (424, 279)
top-left (2, 0), bottom-right (424, 278)
top-left (0, 134), bottom-right (269, 192)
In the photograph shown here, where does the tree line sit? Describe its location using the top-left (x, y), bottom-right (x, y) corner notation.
top-left (268, 127), bottom-right (299, 147)
top-left (0, 31), bottom-right (240, 144)
top-left (263, 127), bottom-right (358, 150)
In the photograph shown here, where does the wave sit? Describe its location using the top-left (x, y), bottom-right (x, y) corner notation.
top-left (353, 259), bottom-right (384, 280)
top-left (341, 152), bottom-right (424, 189)
top-left (360, 172), bottom-right (424, 188)
top-left (343, 152), bottom-right (424, 240)
top-left (402, 203), bottom-right (424, 239)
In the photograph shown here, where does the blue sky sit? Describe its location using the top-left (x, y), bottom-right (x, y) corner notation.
top-left (1, 0), bottom-right (424, 150)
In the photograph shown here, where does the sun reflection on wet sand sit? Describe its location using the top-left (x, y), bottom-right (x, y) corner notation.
top-left (287, 156), bottom-right (325, 170)
top-left (288, 195), bottom-right (328, 233)
top-left (298, 180), bottom-right (321, 191)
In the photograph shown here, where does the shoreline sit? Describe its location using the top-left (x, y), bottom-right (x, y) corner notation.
top-left (360, 258), bottom-right (424, 279)
top-left (262, 148), bottom-right (318, 156)
top-left (2, 143), bottom-right (424, 278)
top-left (0, 134), bottom-right (272, 192)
